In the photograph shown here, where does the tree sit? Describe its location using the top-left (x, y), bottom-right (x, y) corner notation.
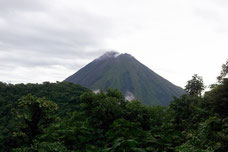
top-left (170, 95), bottom-right (206, 130)
top-left (185, 74), bottom-right (205, 96)
top-left (13, 94), bottom-right (58, 145)
top-left (205, 78), bottom-right (228, 118)
top-left (12, 141), bottom-right (69, 152)
top-left (38, 112), bottom-right (95, 151)
top-left (80, 89), bottom-right (125, 130)
top-left (217, 60), bottom-right (228, 83)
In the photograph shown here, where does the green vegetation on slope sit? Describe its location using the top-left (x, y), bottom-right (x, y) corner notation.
top-left (65, 52), bottom-right (185, 106)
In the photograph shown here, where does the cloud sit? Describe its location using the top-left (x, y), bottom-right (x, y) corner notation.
top-left (0, 0), bottom-right (115, 83)
top-left (125, 91), bottom-right (135, 101)
top-left (0, 0), bottom-right (47, 14)
top-left (93, 89), bottom-right (100, 94)
top-left (0, 2), bottom-right (111, 56)
top-left (0, 0), bottom-right (228, 87)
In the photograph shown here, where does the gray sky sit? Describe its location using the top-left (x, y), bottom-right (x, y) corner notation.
top-left (0, 0), bottom-right (228, 88)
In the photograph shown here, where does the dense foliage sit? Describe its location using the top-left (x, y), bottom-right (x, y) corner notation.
top-left (0, 77), bottom-right (227, 151)
top-left (184, 74), bottom-right (205, 96)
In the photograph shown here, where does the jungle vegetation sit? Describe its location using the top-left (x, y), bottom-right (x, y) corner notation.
top-left (0, 61), bottom-right (227, 152)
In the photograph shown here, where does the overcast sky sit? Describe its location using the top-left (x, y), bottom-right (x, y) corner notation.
top-left (0, 0), bottom-right (228, 88)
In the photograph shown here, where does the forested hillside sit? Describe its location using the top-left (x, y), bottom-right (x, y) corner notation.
top-left (0, 61), bottom-right (227, 152)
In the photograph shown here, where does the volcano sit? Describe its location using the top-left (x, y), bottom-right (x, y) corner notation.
top-left (65, 51), bottom-right (185, 105)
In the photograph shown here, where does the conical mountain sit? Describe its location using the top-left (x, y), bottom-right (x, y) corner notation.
top-left (65, 51), bottom-right (185, 105)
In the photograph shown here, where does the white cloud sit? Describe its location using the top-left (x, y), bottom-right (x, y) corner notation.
top-left (0, 0), bottom-right (228, 87)
top-left (125, 91), bottom-right (135, 101)
top-left (93, 89), bottom-right (100, 94)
